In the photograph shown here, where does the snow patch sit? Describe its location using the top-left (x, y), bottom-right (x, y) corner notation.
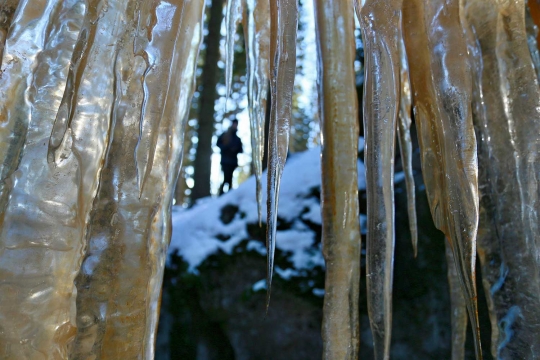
top-left (275, 267), bottom-right (300, 280)
top-left (170, 144), bottom-right (367, 272)
top-left (252, 279), bottom-right (267, 292)
top-left (247, 240), bottom-right (266, 255)
top-left (301, 200), bottom-right (321, 224)
top-left (394, 171), bottom-right (406, 183)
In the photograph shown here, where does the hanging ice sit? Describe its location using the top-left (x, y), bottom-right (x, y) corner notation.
top-left (265, 0), bottom-right (298, 309)
top-left (397, 37), bottom-right (417, 257)
top-left (357, 0), bottom-right (401, 357)
top-left (402, 0), bottom-right (482, 358)
top-left (3, 0), bottom-right (540, 357)
top-left (464, 0), bottom-right (540, 357)
top-left (314, 0), bottom-right (361, 358)
top-left (244, 0), bottom-right (270, 225)
top-left (225, 0), bottom-right (244, 105)
top-left (0, 0), bottom-right (204, 358)
top-left (445, 239), bottom-right (468, 360)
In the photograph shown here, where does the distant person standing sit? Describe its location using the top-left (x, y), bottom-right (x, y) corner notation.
top-left (217, 119), bottom-right (243, 195)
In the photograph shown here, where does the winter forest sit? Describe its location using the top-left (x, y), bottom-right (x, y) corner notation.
top-left (1, 0), bottom-right (540, 359)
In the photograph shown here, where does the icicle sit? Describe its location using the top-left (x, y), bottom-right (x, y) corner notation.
top-left (445, 239), bottom-right (468, 360)
top-left (459, 4), bottom-right (501, 356)
top-left (356, 0), bottom-right (401, 358)
top-left (244, 0), bottom-right (270, 226)
top-left (47, 0), bottom-right (101, 165)
top-left (402, 0), bottom-right (482, 358)
top-left (0, 0), bottom-right (205, 357)
top-left (0, 0), bottom-right (118, 356)
top-left (225, 0), bottom-right (243, 106)
top-left (460, 3), bottom-right (500, 356)
top-left (315, 0), bottom-right (360, 358)
top-left (526, 3), bottom-right (540, 81)
top-left (132, 0), bottom-right (169, 197)
top-left (70, 0), bottom-right (205, 358)
top-left (463, 0), bottom-right (540, 357)
top-left (0, 0), bottom-right (60, 223)
top-left (266, 0), bottom-right (298, 310)
top-left (397, 37), bottom-right (417, 257)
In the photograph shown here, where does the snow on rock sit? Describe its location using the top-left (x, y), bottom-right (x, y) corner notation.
top-left (252, 279), bottom-right (267, 292)
top-left (169, 144), bottom-right (372, 273)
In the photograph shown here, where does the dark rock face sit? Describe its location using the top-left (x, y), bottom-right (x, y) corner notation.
top-left (220, 204), bottom-right (241, 225)
top-left (158, 248), bottom-right (324, 359)
top-left (157, 152), bottom-right (493, 360)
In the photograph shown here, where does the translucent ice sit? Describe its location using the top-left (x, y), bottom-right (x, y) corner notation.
top-left (357, 0), bottom-right (401, 357)
top-left (464, 0), bottom-right (540, 357)
top-left (244, 0), bottom-right (270, 225)
top-left (402, 0), bottom-right (482, 357)
top-left (397, 37), bottom-right (417, 257)
top-left (266, 0), bottom-right (298, 309)
top-left (315, 0), bottom-right (361, 358)
top-left (0, 0), bottom-right (204, 358)
top-left (225, 0), bottom-right (243, 104)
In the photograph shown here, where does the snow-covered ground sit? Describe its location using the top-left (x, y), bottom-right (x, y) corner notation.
top-left (169, 145), bottom-right (369, 274)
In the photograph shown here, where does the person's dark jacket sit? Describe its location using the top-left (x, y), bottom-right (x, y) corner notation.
top-left (217, 129), bottom-right (243, 166)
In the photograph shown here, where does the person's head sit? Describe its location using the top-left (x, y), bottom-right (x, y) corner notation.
top-left (230, 119), bottom-right (238, 131)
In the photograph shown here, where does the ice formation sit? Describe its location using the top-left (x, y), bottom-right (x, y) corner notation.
top-left (1, 0), bottom-right (540, 358)
top-left (0, 0), bottom-right (204, 358)
top-left (265, 0), bottom-right (298, 309)
top-left (397, 38), bottom-right (417, 257)
top-left (314, 0), bottom-right (360, 357)
top-left (463, 0), bottom-right (540, 357)
top-left (244, 0), bottom-right (270, 225)
top-left (356, 0), bottom-right (401, 357)
top-left (225, 0), bottom-right (243, 105)
top-left (403, 0), bottom-right (483, 358)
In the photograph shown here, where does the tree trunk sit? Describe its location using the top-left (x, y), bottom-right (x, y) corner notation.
top-left (191, 0), bottom-right (225, 202)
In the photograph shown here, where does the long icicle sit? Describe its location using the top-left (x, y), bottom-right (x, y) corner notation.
top-left (0, 0), bottom-right (122, 356)
top-left (0, 0), bottom-right (60, 226)
top-left (397, 36), bottom-right (418, 257)
top-left (445, 238), bottom-right (468, 360)
top-left (225, 0), bottom-right (244, 106)
top-left (459, 2), bottom-right (500, 356)
top-left (315, 0), bottom-right (361, 357)
top-left (266, 0), bottom-right (298, 310)
top-left (402, 0), bottom-right (482, 358)
top-left (0, 0), bottom-right (85, 356)
top-left (357, 0), bottom-right (401, 358)
top-left (464, 0), bottom-right (540, 357)
top-left (70, 0), bottom-right (205, 357)
top-left (244, 0), bottom-right (270, 226)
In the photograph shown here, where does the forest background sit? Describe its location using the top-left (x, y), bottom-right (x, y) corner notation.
top-left (175, 0), bottom-right (364, 206)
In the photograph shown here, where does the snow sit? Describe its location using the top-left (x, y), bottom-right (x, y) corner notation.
top-left (301, 199), bottom-right (321, 224)
top-left (246, 240), bottom-right (266, 255)
top-left (252, 279), bottom-right (267, 292)
top-left (394, 171), bottom-right (405, 183)
top-left (275, 267), bottom-right (300, 279)
top-left (169, 144), bottom-right (372, 274)
top-left (359, 214), bottom-right (367, 235)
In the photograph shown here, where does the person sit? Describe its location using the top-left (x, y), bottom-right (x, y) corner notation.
top-left (217, 119), bottom-right (243, 195)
